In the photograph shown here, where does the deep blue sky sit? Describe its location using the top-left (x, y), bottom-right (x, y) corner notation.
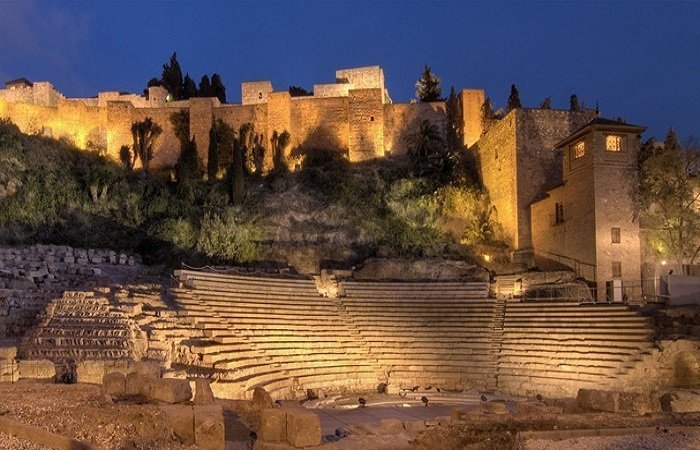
top-left (1, 0), bottom-right (698, 141)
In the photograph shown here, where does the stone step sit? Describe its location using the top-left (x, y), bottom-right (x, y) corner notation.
top-left (502, 330), bottom-right (651, 340)
top-left (175, 301), bottom-right (338, 314)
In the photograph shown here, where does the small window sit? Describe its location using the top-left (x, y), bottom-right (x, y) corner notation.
top-left (555, 202), bottom-right (564, 224)
top-left (258, 92), bottom-right (263, 99)
top-left (606, 135), bottom-right (622, 152)
top-left (370, 116), bottom-right (374, 122)
top-left (612, 261), bottom-right (622, 278)
top-left (572, 141), bottom-right (585, 159)
top-left (611, 227), bottom-right (621, 244)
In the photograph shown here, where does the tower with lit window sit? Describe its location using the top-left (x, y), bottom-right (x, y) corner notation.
top-left (531, 117), bottom-right (646, 300)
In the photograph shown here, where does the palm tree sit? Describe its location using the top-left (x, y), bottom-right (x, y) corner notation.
top-left (405, 119), bottom-right (453, 180)
top-left (130, 117), bottom-right (162, 176)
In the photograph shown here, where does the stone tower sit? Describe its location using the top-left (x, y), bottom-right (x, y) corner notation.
top-left (530, 117), bottom-right (646, 300)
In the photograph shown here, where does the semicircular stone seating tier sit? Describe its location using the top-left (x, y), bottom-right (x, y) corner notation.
top-left (170, 269), bottom-right (656, 400)
top-left (171, 270), bottom-right (383, 400)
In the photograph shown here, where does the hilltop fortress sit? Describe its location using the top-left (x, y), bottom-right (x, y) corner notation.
top-left (0, 66), bottom-right (648, 300)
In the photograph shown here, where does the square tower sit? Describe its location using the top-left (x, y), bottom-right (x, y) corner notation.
top-left (531, 117), bottom-right (646, 301)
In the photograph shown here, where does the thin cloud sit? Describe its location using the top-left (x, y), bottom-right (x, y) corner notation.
top-left (0, 1), bottom-right (92, 93)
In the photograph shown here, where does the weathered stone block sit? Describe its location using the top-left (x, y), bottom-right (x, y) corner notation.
top-left (103, 372), bottom-right (126, 397)
top-left (286, 408), bottom-right (321, 448)
top-left (131, 360), bottom-right (161, 378)
top-left (0, 346), bottom-right (17, 361)
top-left (618, 392), bottom-right (659, 415)
top-left (17, 359), bottom-right (55, 380)
top-left (660, 390), bottom-right (700, 413)
top-left (252, 386), bottom-right (274, 411)
top-left (125, 372), bottom-right (154, 397)
top-left (161, 404), bottom-right (195, 445)
top-left (259, 408), bottom-right (287, 443)
top-left (193, 378), bottom-right (215, 404)
top-left (576, 389), bottom-right (618, 413)
top-left (76, 360), bottom-right (105, 384)
top-left (150, 378), bottom-right (192, 404)
top-left (194, 404), bottom-right (225, 450)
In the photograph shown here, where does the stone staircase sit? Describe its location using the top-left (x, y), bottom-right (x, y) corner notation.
top-left (18, 290), bottom-right (146, 362)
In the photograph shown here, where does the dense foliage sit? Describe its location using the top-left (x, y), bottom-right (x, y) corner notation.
top-left (639, 130), bottom-right (700, 267)
top-left (0, 117), bottom-right (504, 268)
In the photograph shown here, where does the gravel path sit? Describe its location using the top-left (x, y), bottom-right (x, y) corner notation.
top-left (0, 431), bottom-right (48, 450)
top-left (524, 429), bottom-right (700, 450)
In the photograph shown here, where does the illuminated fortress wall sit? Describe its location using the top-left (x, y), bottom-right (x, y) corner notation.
top-left (0, 66), bottom-right (448, 172)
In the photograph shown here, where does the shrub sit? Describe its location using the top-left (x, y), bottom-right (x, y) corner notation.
top-left (196, 210), bottom-right (261, 262)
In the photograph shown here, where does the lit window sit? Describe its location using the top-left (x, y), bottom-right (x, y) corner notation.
top-left (611, 227), bottom-right (621, 244)
top-left (612, 261), bottom-right (622, 278)
top-left (555, 202), bottom-right (564, 224)
top-left (572, 141), bottom-right (585, 159)
top-left (606, 135), bottom-right (622, 152)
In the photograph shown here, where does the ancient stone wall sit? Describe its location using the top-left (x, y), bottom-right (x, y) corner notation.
top-left (514, 109), bottom-right (595, 258)
top-left (290, 96), bottom-right (350, 152)
top-left (348, 89), bottom-right (385, 161)
top-left (473, 112), bottom-right (518, 247)
top-left (241, 81), bottom-right (273, 106)
top-left (460, 89), bottom-right (484, 148)
top-left (0, 69), bottom-right (464, 170)
top-left (383, 102), bottom-right (447, 156)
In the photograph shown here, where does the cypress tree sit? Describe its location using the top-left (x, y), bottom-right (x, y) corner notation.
top-left (210, 73), bottom-right (227, 103)
top-left (506, 84), bottom-right (522, 112)
top-left (570, 94), bottom-right (581, 111)
top-left (208, 125), bottom-right (219, 181)
top-left (199, 75), bottom-right (213, 98)
top-left (183, 74), bottom-right (198, 99)
top-left (415, 64), bottom-right (443, 102)
top-left (161, 52), bottom-right (184, 100)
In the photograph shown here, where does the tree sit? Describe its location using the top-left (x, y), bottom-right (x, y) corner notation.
top-left (183, 74), bottom-right (198, 99)
top-left (169, 110), bottom-right (190, 147)
top-left (289, 85), bottom-right (311, 97)
top-left (570, 94), bottom-right (581, 112)
top-left (405, 119), bottom-right (453, 180)
top-left (119, 145), bottom-right (135, 170)
top-left (539, 96), bottom-right (552, 109)
top-left (271, 130), bottom-right (291, 173)
top-left (506, 84), bottom-right (521, 112)
top-left (415, 65), bottom-right (443, 102)
top-left (639, 129), bottom-right (700, 268)
top-left (481, 97), bottom-right (497, 133)
top-left (210, 73), bottom-right (226, 103)
top-left (230, 138), bottom-right (245, 204)
top-left (130, 118), bottom-right (162, 176)
top-left (199, 75), bottom-right (213, 98)
top-left (175, 137), bottom-right (201, 184)
top-left (445, 86), bottom-right (463, 151)
top-left (161, 52), bottom-right (184, 101)
top-left (207, 125), bottom-right (219, 181)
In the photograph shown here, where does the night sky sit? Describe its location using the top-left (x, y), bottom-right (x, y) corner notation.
top-left (1, 0), bottom-right (698, 141)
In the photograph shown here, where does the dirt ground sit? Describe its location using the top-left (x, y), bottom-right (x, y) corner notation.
top-left (1, 381), bottom-right (700, 450)
top-left (411, 410), bottom-right (700, 450)
top-left (0, 381), bottom-right (192, 449)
